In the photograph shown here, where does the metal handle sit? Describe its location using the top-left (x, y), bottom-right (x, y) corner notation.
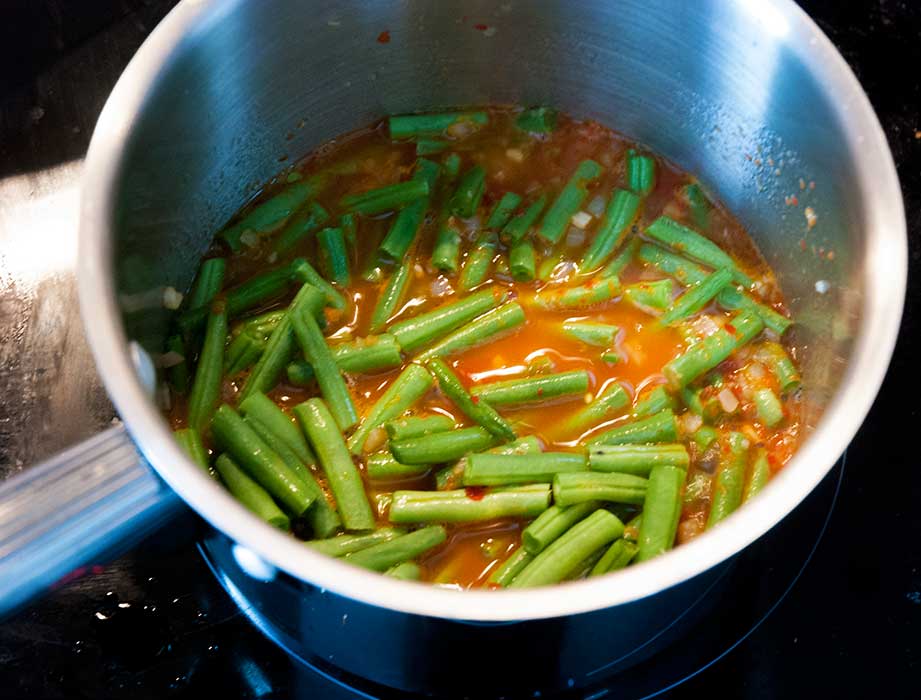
top-left (0, 424), bottom-right (182, 617)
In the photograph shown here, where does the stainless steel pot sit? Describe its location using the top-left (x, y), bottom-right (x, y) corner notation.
top-left (0, 0), bottom-right (906, 693)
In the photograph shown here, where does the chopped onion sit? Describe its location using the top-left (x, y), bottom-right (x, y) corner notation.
top-left (747, 362), bottom-right (767, 380)
top-left (550, 260), bottom-right (577, 282)
top-left (680, 412), bottom-right (703, 433)
top-left (570, 211), bottom-right (592, 229)
top-left (506, 148), bottom-right (524, 163)
top-left (690, 314), bottom-right (721, 338)
top-left (239, 229), bottom-right (259, 248)
top-left (155, 382), bottom-right (172, 411)
top-left (156, 351), bottom-right (185, 369)
top-left (446, 120), bottom-right (476, 139)
top-left (717, 388), bottom-right (740, 413)
top-left (431, 275), bottom-right (453, 297)
top-left (364, 426), bottom-right (387, 453)
top-left (565, 226), bottom-right (586, 247)
top-left (267, 251), bottom-right (278, 264)
top-left (586, 195), bottom-right (606, 217)
top-left (162, 286), bottom-right (184, 310)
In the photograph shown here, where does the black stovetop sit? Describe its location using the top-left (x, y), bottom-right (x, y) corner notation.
top-left (0, 1), bottom-right (918, 697)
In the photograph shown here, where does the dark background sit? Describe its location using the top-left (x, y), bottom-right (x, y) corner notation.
top-left (0, 1), bottom-right (918, 697)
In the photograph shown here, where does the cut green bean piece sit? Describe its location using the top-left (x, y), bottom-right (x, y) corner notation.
top-left (755, 342), bottom-right (801, 393)
top-left (588, 443), bottom-right (689, 476)
top-left (385, 415), bottom-right (455, 442)
top-left (316, 227), bottom-right (350, 286)
top-left (221, 178), bottom-right (324, 251)
top-left (215, 455), bottom-right (290, 530)
top-left (645, 216), bottom-right (752, 287)
top-left (692, 425), bottom-right (719, 451)
top-left (636, 243), bottom-right (709, 286)
top-left (470, 370), bottom-right (590, 407)
top-left (588, 409), bottom-right (678, 446)
top-left (448, 165), bottom-right (487, 218)
top-left (743, 447), bottom-right (772, 502)
top-left (389, 287), bottom-right (508, 352)
top-left (753, 387), bottom-right (784, 427)
top-left (442, 153), bottom-right (461, 180)
top-left (389, 112), bottom-right (488, 139)
top-left (558, 382), bottom-right (630, 437)
top-left (174, 428), bottom-right (211, 474)
top-left (415, 139), bottom-right (448, 155)
top-left (663, 309), bottom-right (764, 389)
top-left (624, 279), bottom-right (673, 312)
top-left (291, 311), bottom-right (358, 431)
top-left (552, 471), bottom-right (648, 507)
top-left (636, 465), bottom-right (686, 562)
top-left (510, 509), bottom-right (623, 587)
top-left (489, 547), bottom-right (534, 586)
top-left (295, 398), bottom-right (374, 531)
top-left (600, 236), bottom-right (640, 280)
top-left (416, 302), bottom-right (526, 361)
top-left (272, 202), bottom-right (330, 255)
top-left (427, 358), bottom-right (516, 441)
top-left (432, 222), bottom-right (462, 273)
top-left (590, 539), bottom-right (638, 576)
top-left (458, 231), bottom-right (497, 291)
top-left (290, 258), bottom-right (348, 311)
top-left (386, 562), bottom-right (423, 580)
top-left (187, 306), bottom-right (228, 431)
top-left (307, 527), bottom-right (407, 557)
top-left (347, 364), bottom-right (434, 454)
top-left (391, 426), bottom-right (496, 464)
top-left (538, 159), bottom-right (603, 243)
top-left (177, 267), bottom-right (291, 334)
top-left (509, 238), bottom-right (537, 281)
top-left (369, 259), bottom-right (412, 334)
top-left (659, 267), bottom-right (733, 327)
top-left (166, 334), bottom-right (190, 394)
top-left (561, 321), bottom-right (619, 348)
top-left (187, 258), bottom-right (226, 310)
top-left (389, 485), bottom-right (550, 523)
top-left (224, 330), bottom-right (265, 376)
top-left (516, 106), bottom-right (558, 133)
top-left (579, 189), bottom-right (641, 272)
top-left (463, 452), bottom-right (587, 486)
top-left (435, 436), bottom-right (543, 491)
top-left (522, 501), bottom-right (599, 555)
top-left (331, 333), bottom-right (403, 373)
top-left (210, 404), bottom-right (315, 517)
top-left (501, 195), bottom-right (547, 244)
top-left (486, 192), bottom-right (523, 229)
top-left (633, 385), bottom-right (677, 418)
top-left (532, 277), bottom-right (621, 310)
top-left (626, 149), bottom-right (656, 196)
top-left (706, 432), bottom-right (750, 529)
top-left (717, 287), bottom-right (792, 336)
top-left (347, 526), bottom-right (447, 571)
top-left (341, 213), bottom-right (357, 251)
top-left (340, 179), bottom-right (429, 215)
top-left (378, 159), bottom-right (441, 261)
top-left (286, 360), bottom-right (315, 386)
top-left (366, 452), bottom-right (431, 480)
top-left (239, 392), bottom-right (316, 466)
top-left (684, 183), bottom-right (711, 230)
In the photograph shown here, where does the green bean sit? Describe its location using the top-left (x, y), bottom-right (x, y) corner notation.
top-left (366, 452), bottom-right (432, 480)
top-left (291, 311), bottom-right (357, 430)
top-left (286, 360), bottom-right (315, 386)
top-left (588, 444), bottom-right (689, 476)
top-left (435, 436), bottom-right (543, 491)
top-left (386, 562), bottom-right (423, 580)
top-left (626, 149), bottom-right (656, 196)
top-left (369, 259), bottom-right (412, 334)
top-left (635, 465), bottom-right (686, 562)
top-left (347, 363), bottom-right (434, 454)
top-left (602, 350), bottom-right (623, 365)
top-left (187, 258), bottom-right (226, 310)
top-left (488, 547), bottom-right (534, 586)
top-left (426, 358), bottom-right (516, 441)
top-left (289, 258), bottom-right (348, 310)
top-left (501, 195), bottom-right (547, 244)
top-left (692, 425), bottom-right (719, 451)
top-left (516, 106), bottom-right (558, 133)
top-left (415, 139), bottom-right (448, 155)
top-left (458, 231), bottom-right (497, 291)
top-left (509, 238), bottom-right (537, 281)
top-left (340, 179), bottom-right (430, 215)
top-left (624, 279), bottom-right (674, 312)
top-left (463, 452), bottom-right (587, 486)
top-left (166, 334), bottom-right (190, 394)
top-left (753, 387), bottom-right (784, 427)
top-left (589, 539), bottom-right (638, 576)
top-left (538, 159), bottom-right (603, 243)
top-left (210, 404), bottom-right (315, 516)
top-left (389, 485), bottom-right (550, 523)
top-left (221, 178), bottom-right (324, 251)
top-left (294, 398), bottom-right (375, 531)
top-left (600, 236), bottom-right (640, 279)
top-left (684, 183), bottom-right (711, 230)
top-left (331, 333), bottom-right (403, 373)
top-left (552, 472), bottom-right (648, 507)
top-left (389, 112), bottom-right (488, 138)
top-left (706, 432), bottom-right (750, 529)
top-left (588, 409), bottom-right (678, 446)
top-left (645, 216), bottom-right (752, 287)
top-left (560, 322), bottom-right (618, 348)
top-left (346, 526), bottom-right (447, 571)
top-left (532, 277), bottom-right (621, 310)
top-left (432, 222), bottom-right (462, 273)
top-left (272, 202), bottom-right (330, 255)
top-left (316, 227), bottom-right (350, 286)
top-left (442, 153), bottom-right (462, 180)
top-left (743, 447), bottom-right (772, 502)
top-left (486, 192), bottom-right (523, 229)
top-left (510, 509), bottom-right (624, 587)
top-left (391, 426), bottom-right (496, 464)
top-left (636, 243), bottom-right (709, 286)
top-left (174, 428), bottom-right (211, 474)
top-left (633, 385), bottom-right (677, 418)
top-left (522, 501), bottom-right (599, 554)
top-left (389, 287), bottom-right (509, 352)
top-left (224, 330), bottom-right (265, 376)
top-left (307, 527), bottom-right (407, 556)
top-left (215, 454), bottom-right (290, 530)
top-left (716, 287), bottom-right (792, 336)
top-left (662, 309), bottom-right (764, 388)
top-left (470, 370), bottom-right (590, 407)
top-left (187, 306), bottom-right (227, 431)
top-left (385, 415), bottom-right (455, 442)
top-left (378, 159), bottom-right (441, 260)
top-left (755, 342), bottom-right (801, 393)
top-left (659, 267), bottom-right (733, 327)
top-left (579, 189), bottom-right (641, 272)
top-left (448, 165), bottom-right (487, 218)
top-left (177, 267), bottom-right (292, 334)
top-left (239, 392), bottom-right (316, 465)
top-left (537, 249), bottom-right (565, 282)
top-left (558, 382), bottom-right (630, 437)
top-left (340, 213), bottom-right (357, 252)
top-left (415, 302), bottom-right (526, 361)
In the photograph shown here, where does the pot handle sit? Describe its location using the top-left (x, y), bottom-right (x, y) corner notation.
top-left (0, 424), bottom-right (182, 617)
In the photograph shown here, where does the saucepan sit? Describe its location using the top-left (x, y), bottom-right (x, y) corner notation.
top-left (0, 0), bottom-right (905, 695)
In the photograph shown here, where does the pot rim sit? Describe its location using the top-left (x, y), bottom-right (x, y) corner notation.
top-left (78, 0), bottom-right (906, 621)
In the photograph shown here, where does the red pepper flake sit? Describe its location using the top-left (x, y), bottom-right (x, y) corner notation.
top-left (471, 395), bottom-right (480, 405)
top-left (377, 30), bottom-right (391, 44)
top-left (537, 388), bottom-right (544, 397)
top-left (725, 322), bottom-right (737, 335)
top-left (799, 238), bottom-right (807, 251)
top-left (465, 486), bottom-right (487, 501)
top-left (474, 23), bottom-right (489, 31)
top-left (827, 250), bottom-right (836, 261)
